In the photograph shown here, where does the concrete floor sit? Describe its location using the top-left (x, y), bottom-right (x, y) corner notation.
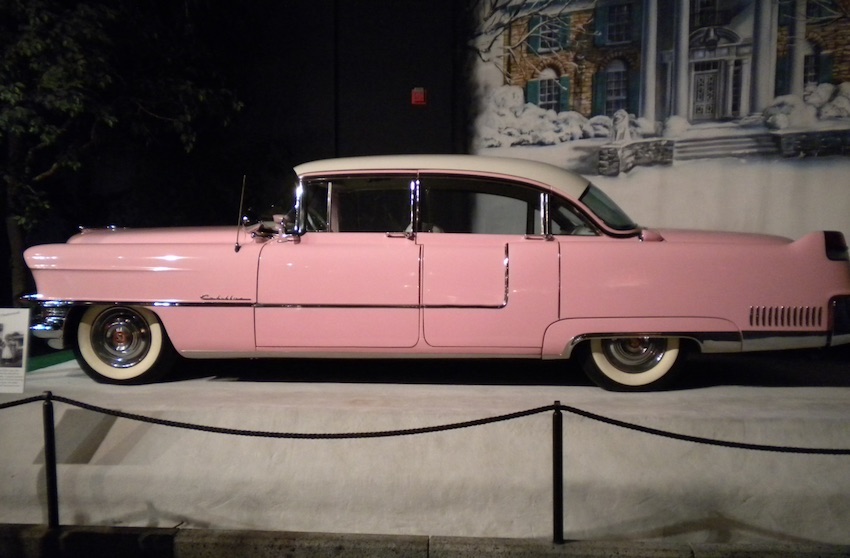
top-left (1, 347), bottom-right (848, 545)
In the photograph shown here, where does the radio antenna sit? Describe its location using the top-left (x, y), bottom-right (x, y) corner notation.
top-left (234, 175), bottom-right (247, 253)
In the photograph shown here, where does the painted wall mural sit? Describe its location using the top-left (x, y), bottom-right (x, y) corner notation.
top-left (471, 0), bottom-right (850, 241)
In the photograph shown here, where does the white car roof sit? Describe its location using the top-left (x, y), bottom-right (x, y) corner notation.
top-left (294, 154), bottom-right (591, 200)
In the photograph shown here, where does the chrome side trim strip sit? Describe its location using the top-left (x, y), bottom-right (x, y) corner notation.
top-left (26, 298), bottom-right (508, 313)
top-left (741, 331), bottom-right (830, 352)
top-left (569, 330), bottom-right (832, 353)
top-left (254, 303), bottom-right (422, 309)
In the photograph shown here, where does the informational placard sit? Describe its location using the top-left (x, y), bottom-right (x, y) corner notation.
top-left (0, 308), bottom-right (29, 393)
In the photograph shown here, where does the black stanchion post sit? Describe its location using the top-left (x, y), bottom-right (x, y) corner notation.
top-left (553, 400), bottom-right (564, 544)
top-left (42, 391), bottom-right (60, 529)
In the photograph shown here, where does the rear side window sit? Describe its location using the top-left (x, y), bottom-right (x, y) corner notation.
top-left (419, 176), bottom-right (543, 235)
top-left (579, 184), bottom-right (638, 231)
top-left (550, 196), bottom-right (598, 236)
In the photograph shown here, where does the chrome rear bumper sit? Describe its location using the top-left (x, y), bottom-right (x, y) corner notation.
top-left (832, 295), bottom-right (850, 347)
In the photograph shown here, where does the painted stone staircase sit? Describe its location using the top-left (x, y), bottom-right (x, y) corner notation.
top-left (673, 129), bottom-right (778, 160)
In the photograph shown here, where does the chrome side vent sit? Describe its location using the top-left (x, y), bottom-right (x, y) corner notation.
top-left (749, 306), bottom-right (823, 328)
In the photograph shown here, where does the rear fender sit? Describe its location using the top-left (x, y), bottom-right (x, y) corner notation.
top-left (541, 317), bottom-right (741, 359)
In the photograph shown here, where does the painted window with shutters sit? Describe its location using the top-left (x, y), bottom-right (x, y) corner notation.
top-left (804, 50), bottom-right (833, 86)
top-left (539, 68), bottom-right (560, 111)
top-left (606, 4), bottom-right (631, 43)
top-left (691, 0), bottom-right (730, 29)
top-left (540, 17), bottom-right (560, 52)
top-left (528, 14), bottom-right (571, 54)
top-left (805, 54), bottom-right (819, 86)
top-left (594, 1), bottom-right (640, 47)
top-left (527, 69), bottom-right (571, 113)
top-left (604, 60), bottom-right (628, 116)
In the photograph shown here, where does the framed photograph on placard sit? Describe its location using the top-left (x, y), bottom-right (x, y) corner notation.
top-left (0, 308), bottom-right (29, 393)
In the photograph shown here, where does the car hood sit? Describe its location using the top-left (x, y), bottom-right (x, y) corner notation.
top-left (649, 228), bottom-right (792, 246)
top-left (67, 226), bottom-right (238, 245)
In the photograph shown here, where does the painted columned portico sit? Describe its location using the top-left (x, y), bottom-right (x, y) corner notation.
top-left (673, 0), bottom-right (691, 118)
top-left (751, 0), bottom-right (778, 113)
top-left (640, 0), bottom-right (658, 122)
top-left (790, 0), bottom-right (807, 97)
top-left (659, 0), bottom-right (785, 122)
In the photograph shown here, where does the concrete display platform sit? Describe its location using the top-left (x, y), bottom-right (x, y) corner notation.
top-left (1, 348), bottom-right (849, 552)
top-left (2, 524), bottom-right (850, 558)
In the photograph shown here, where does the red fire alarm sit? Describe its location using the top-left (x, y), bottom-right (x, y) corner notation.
top-left (411, 87), bottom-right (428, 106)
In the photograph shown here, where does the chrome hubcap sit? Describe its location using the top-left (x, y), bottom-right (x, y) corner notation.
top-left (601, 337), bottom-right (667, 374)
top-left (91, 307), bottom-right (151, 368)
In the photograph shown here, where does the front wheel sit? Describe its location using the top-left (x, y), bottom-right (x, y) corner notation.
top-left (74, 305), bottom-right (176, 384)
top-left (581, 336), bottom-right (685, 391)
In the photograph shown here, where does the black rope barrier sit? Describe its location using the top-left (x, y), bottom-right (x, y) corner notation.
top-left (2, 390), bottom-right (849, 545)
top-left (51, 393), bottom-right (553, 439)
top-left (556, 403), bottom-right (850, 455)
top-left (1, 392), bottom-right (848, 452)
top-left (0, 394), bottom-right (47, 411)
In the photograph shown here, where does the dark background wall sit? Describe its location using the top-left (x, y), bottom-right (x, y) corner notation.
top-left (5, 0), bottom-right (472, 305)
top-left (215, 0), bottom-right (473, 221)
top-left (335, 0), bottom-right (466, 156)
top-left (167, 0), bottom-right (470, 218)
top-left (222, 0), bottom-right (470, 182)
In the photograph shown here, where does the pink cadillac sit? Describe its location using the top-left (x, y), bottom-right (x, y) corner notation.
top-left (23, 155), bottom-right (850, 391)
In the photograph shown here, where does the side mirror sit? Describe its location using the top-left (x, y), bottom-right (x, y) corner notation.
top-left (272, 214), bottom-right (287, 234)
top-left (273, 214), bottom-right (300, 243)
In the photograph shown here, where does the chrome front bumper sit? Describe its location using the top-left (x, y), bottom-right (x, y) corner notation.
top-left (20, 296), bottom-right (72, 350)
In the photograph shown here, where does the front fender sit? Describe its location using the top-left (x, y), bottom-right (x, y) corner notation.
top-left (24, 242), bottom-right (261, 305)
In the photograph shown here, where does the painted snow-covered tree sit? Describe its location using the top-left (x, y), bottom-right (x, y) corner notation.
top-left (0, 0), bottom-right (242, 302)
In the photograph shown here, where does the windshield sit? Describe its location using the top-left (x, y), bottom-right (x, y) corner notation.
top-left (579, 184), bottom-right (638, 231)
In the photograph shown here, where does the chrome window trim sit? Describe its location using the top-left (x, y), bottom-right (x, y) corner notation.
top-left (541, 192), bottom-right (549, 236)
top-left (325, 180), bottom-right (334, 232)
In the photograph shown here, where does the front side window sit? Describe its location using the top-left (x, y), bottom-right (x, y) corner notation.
top-left (419, 176), bottom-right (542, 235)
top-left (300, 176), bottom-right (413, 233)
top-left (299, 181), bottom-right (329, 231)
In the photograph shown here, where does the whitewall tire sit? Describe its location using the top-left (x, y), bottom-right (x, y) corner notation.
top-left (581, 336), bottom-right (684, 391)
top-left (74, 305), bottom-right (176, 384)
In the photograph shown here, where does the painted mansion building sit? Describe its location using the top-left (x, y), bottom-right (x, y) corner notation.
top-left (503, 0), bottom-right (850, 123)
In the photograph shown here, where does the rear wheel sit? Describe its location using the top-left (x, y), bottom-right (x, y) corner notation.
top-left (581, 336), bottom-right (684, 391)
top-left (74, 305), bottom-right (176, 384)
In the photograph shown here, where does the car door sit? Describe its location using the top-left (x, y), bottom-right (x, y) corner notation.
top-left (417, 175), bottom-right (560, 350)
top-left (255, 175), bottom-right (421, 348)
